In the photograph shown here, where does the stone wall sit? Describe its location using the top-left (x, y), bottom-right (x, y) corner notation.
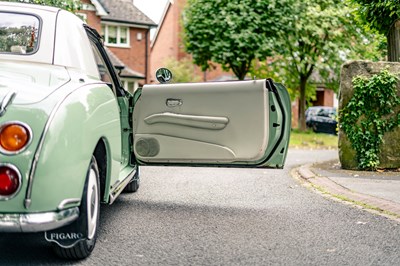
top-left (339, 60), bottom-right (400, 169)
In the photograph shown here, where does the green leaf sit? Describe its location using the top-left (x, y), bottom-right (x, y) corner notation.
top-left (341, 69), bottom-right (400, 170)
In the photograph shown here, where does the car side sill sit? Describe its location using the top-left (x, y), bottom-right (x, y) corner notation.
top-left (109, 168), bottom-right (137, 204)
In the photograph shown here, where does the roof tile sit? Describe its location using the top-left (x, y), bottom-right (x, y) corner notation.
top-left (100, 0), bottom-right (157, 26)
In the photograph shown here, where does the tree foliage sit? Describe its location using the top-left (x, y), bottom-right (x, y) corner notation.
top-left (3, 0), bottom-right (81, 12)
top-left (266, 0), bottom-right (382, 130)
top-left (348, 0), bottom-right (400, 36)
top-left (348, 0), bottom-right (400, 61)
top-left (0, 26), bottom-right (38, 53)
top-left (163, 57), bottom-right (202, 83)
top-left (183, 0), bottom-right (293, 80)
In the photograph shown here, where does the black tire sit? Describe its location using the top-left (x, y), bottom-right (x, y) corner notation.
top-left (123, 166), bottom-right (140, 193)
top-left (312, 123), bottom-right (318, 133)
top-left (53, 157), bottom-right (100, 260)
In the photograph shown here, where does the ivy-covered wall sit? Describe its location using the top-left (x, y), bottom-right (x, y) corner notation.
top-left (339, 61), bottom-right (400, 170)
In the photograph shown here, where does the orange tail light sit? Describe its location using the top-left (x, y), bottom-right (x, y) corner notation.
top-left (0, 123), bottom-right (30, 153)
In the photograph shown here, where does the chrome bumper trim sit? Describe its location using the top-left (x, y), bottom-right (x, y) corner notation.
top-left (0, 207), bottom-right (79, 232)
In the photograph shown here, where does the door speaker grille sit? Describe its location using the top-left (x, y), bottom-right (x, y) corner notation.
top-left (135, 138), bottom-right (160, 157)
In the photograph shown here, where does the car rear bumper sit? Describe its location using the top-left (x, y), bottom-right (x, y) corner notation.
top-left (0, 207), bottom-right (79, 232)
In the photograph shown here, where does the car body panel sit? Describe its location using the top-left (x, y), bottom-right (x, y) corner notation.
top-left (53, 9), bottom-right (99, 79)
top-left (133, 79), bottom-right (291, 168)
top-left (0, 103), bottom-right (48, 211)
top-left (28, 82), bottom-right (121, 211)
top-left (0, 69), bottom-right (122, 212)
top-left (0, 60), bottom-right (70, 104)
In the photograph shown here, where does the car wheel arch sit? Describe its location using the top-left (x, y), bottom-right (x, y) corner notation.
top-left (93, 138), bottom-right (108, 204)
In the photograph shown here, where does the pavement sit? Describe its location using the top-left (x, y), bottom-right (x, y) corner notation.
top-left (293, 158), bottom-right (400, 221)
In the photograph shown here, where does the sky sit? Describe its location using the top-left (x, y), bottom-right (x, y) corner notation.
top-left (134, 0), bottom-right (169, 25)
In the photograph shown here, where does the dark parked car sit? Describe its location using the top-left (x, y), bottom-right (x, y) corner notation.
top-left (305, 106), bottom-right (337, 135)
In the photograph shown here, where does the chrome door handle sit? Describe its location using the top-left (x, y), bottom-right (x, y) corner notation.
top-left (166, 98), bottom-right (183, 107)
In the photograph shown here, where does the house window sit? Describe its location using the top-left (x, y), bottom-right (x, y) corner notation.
top-left (121, 79), bottom-right (138, 93)
top-left (101, 25), bottom-right (130, 47)
top-left (120, 27), bottom-right (128, 44)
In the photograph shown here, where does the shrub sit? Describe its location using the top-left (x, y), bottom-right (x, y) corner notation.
top-left (340, 69), bottom-right (400, 170)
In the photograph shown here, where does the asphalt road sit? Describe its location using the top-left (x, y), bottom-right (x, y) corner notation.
top-left (2, 149), bottom-right (400, 265)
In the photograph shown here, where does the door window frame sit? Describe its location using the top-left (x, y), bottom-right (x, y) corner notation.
top-left (84, 25), bottom-right (126, 97)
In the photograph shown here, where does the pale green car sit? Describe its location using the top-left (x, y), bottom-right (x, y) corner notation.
top-left (0, 2), bottom-right (291, 260)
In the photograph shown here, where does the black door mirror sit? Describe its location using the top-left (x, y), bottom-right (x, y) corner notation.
top-left (155, 68), bottom-right (173, 84)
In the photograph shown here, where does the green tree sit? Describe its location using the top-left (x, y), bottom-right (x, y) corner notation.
top-left (3, 0), bottom-right (81, 12)
top-left (163, 57), bottom-right (202, 83)
top-left (183, 0), bottom-right (292, 80)
top-left (348, 0), bottom-right (400, 62)
top-left (268, 0), bottom-right (381, 131)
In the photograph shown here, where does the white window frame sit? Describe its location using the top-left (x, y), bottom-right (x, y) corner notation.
top-left (121, 78), bottom-right (139, 94)
top-left (102, 24), bottom-right (130, 48)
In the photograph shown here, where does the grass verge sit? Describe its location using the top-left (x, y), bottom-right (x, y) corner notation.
top-left (289, 129), bottom-right (338, 149)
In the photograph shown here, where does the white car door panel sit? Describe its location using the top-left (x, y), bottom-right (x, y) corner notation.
top-left (132, 79), bottom-right (290, 167)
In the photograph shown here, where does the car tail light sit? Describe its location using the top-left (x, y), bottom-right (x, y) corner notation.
top-left (0, 123), bottom-right (30, 153)
top-left (0, 166), bottom-right (20, 197)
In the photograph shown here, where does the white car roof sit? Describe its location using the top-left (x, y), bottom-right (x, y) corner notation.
top-left (0, 2), bottom-right (99, 79)
top-left (0, 1), bottom-right (60, 12)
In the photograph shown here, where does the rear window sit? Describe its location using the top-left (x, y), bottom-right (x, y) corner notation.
top-left (0, 12), bottom-right (40, 54)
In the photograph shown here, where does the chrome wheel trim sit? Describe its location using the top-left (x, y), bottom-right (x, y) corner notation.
top-left (86, 167), bottom-right (99, 240)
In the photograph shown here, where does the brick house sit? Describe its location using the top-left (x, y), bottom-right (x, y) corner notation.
top-left (150, 0), bottom-right (234, 83)
top-left (78, 0), bottom-right (157, 93)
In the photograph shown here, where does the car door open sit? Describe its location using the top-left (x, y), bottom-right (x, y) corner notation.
top-left (132, 79), bottom-right (291, 168)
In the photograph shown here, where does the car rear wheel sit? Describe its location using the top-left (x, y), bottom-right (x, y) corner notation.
top-left (53, 157), bottom-right (100, 260)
